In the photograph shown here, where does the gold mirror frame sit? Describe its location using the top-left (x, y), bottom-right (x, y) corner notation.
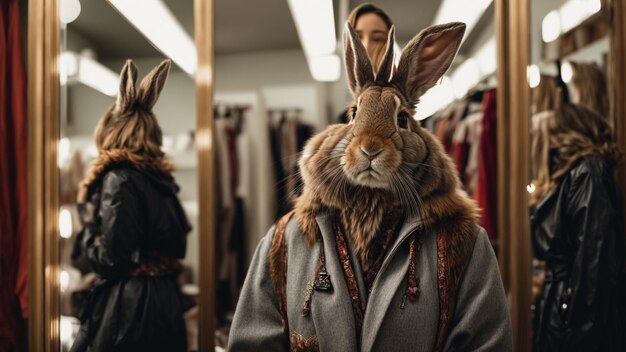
top-left (27, 0), bottom-right (626, 351)
top-left (496, 0), bottom-right (626, 351)
top-left (27, 0), bottom-right (215, 351)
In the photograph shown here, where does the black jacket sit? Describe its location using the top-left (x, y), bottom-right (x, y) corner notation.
top-left (71, 166), bottom-right (191, 352)
top-left (531, 155), bottom-right (626, 352)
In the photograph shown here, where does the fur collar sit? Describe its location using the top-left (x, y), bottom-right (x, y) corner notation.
top-left (77, 148), bottom-right (174, 203)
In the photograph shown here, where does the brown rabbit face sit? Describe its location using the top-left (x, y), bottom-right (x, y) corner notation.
top-left (341, 86), bottom-right (425, 189)
top-left (298, 22), bottom-right (465, 214)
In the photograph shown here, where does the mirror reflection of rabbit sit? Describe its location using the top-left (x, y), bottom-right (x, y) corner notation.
top-left (71, 60), bottom-right (191, 352)
top-left (229, 20), bottom-right (512, 352)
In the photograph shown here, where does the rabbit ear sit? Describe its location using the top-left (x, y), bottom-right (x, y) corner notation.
top-left (391, 22), bottom-right (465, 102)
top-left (115, 60), bottom-right (138, 113)
top-left (137, 59), bottom-right (171, 110)
top-left (375, 25), bottom-right (396, 84)
top-left (344, 22), bottom-right (374, 94)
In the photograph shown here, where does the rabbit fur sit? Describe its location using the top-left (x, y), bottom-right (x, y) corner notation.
top-left (294, 22), bottom-right (480, 269)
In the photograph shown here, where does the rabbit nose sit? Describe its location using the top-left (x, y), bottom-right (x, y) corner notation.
top-left (360, 145), bottom-right (383, 160)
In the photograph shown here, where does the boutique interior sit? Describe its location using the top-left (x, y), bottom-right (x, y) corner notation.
top-left (2, 0), bottom-right (626, 351)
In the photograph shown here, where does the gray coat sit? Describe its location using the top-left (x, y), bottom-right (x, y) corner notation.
top-left (229, 213), bottom-right (512, 351)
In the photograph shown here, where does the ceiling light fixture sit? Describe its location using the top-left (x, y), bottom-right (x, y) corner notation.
top-left (107, 0), bottom-right (197, 75)
top-left (542, 0), bottom-right (601, 43)
top-left (60, 0), bottom-right (81, 24)
top-left (528, 65), bottom-right (541, 88)
top-left (77, 55), bottom-right (119, 97)
top-left (561, 61), bottom-right (574, 83)
top-left (433, 0), bottom-right (493, 41)
top-left (287, 0), bottom-right (340, 82)
top-left (61, 51), bottom-right (119, 96)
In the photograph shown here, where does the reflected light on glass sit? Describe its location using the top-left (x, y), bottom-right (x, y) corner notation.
top-left (59, 208), bottom-right (73, 239)
top-left (451, 59), bottom-right (480, 99)
top-left (60, 52), bottom-right (79, 86)
top-left (528, 65), bottom-right (541, 89)
top-left (58, 137), bottom-right (71, 167)
top-left (60, 316), bottom-right (73, 343)
top-left (78, 56), bottom-right (119, 97)
top-left (60, 0), bottom-right (81, 24)
top-left (561, 61), bottom-right (574, 83)
top-left (309, 54), bottom-right (341, 82)
top-left (107, 0), bottom-right (197, 75)
top-left (542, 11), bottom-right (561, 43)
top-left (415, 76), bottom-right (455, 120)
top-left (60, 270), bottom-right (70, 293)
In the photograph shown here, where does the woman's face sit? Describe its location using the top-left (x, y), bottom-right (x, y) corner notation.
top-left (355, 13), bottom-right (389, 63)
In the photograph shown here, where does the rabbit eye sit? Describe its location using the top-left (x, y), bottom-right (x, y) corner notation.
top-left (350, 106), bottom-right (357, 121)
top-left (397, 111), bottom-right (409, 129)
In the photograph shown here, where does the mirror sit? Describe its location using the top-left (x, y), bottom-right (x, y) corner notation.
top-left (528, 1), bottom-right (625, 350)
top-left (58, 1), bottom-right (201, 350)
top-left (214, 0), bottom-right (501, 349)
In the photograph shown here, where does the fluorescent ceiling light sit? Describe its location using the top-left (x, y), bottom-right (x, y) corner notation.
top-left (60, 52), bottom-right (78, 86)
top-left (542, 11), bottom-right (561, 42)
top-left (287, 0), bottom-right (336, 56)
top-left (559, 0), bottom-right (600, 32)
top-left (107, 0), bottom-right (197, 75)
top-left (77, 54), bottom-right (119, 96)
top-left (60, 0), bottom-right (81, 24)
top-left (287, 0), bottom-right (340, 81)
top-left (61, 51), bottom-right (119, 96)
top-left (309, 54), bottom-right (341, 82)
top-left (542, 0), bottom-right (601, 43)
top-left (433, 0), bottom-right (493, 39)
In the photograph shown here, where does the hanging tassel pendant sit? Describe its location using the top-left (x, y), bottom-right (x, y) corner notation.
top-left (313, 266), bottom-right (333, 291)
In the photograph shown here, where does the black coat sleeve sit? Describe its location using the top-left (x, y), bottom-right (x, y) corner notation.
top-left (85, 171), bottom-right (144, 278)
top-left (563, 168), bottom-right (622, 349)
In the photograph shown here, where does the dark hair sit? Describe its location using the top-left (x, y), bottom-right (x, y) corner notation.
top-left (348, 3), bottom-right (393, 30)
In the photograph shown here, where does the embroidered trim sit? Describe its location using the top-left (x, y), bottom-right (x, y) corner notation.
top-left (404, 233), bottom-right (420, 303)
top-left (335, 223), bottom-right (365, 336)
top-left (435, 231), bottom-right (450, 352)
top-left (290, 332), bottom-right (320, 352)
top-left (269, 211), bottom-right (295, 334)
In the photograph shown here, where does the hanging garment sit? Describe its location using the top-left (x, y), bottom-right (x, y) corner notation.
top-left (0, 1), bottom-right (28, 350)
top-left (477, 89), bottom-right (497, 243)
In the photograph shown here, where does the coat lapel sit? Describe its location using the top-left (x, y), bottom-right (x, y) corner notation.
top-left (361, 218), bottom-right (424, 352)
top-left (311, 213), bottom-right (359, 352)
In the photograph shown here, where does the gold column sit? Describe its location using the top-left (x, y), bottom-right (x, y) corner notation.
top-left (496, 0), bottom-right (532, 350)
top-left (195, 0), bottom-right (216, 351)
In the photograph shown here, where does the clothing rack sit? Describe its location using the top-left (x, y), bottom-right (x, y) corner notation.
top-left (267, 108), bottom-right (303, 126)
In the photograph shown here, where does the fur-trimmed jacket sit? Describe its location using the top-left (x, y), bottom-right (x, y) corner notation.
top-left (229, 212), bottom-right (512, 352)
top-left (71, 151), bottom-right (191, 352)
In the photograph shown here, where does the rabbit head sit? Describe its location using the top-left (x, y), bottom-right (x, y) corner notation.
top-left (296, 22), bottom-right (478, 262)
top-left (79, 59), bottom-right (174, 203)
top-left (94, 59), bottom-right (171, 157)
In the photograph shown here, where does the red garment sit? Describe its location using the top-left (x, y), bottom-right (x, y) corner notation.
top-left (451, 141), bottom-right (469, 185)
top-left (0, 0), bottom-right (28, 350)
top-left (477, 89), bottom-right (497, 242)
